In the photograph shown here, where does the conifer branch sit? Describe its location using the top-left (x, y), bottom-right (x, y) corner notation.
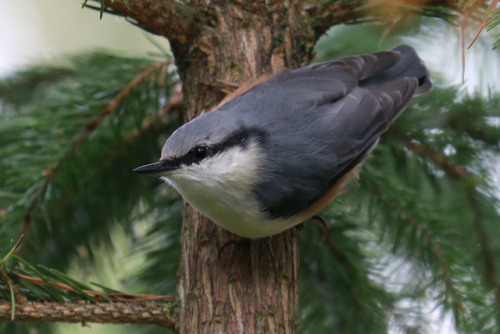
top-left (405, 140), bottom-right (467, 179)
top-left (91, 0), bottom-right (466, 54)
top-left (366, 180), bottom-right (464, 315)
top-left (91, 0), bottom-right (202, 53)
top-left (0, 301), bottom-right (177, 328)
top-left (309, 0), bottom-right (461, 39)
top-left (0, 239), bottom-right (178, 327)
top-left (139, 83), bottom-right (183, 132)
top-left (403, 210), bottom-right (464, 315)
top-left (308, 1), bottom-right (363, 38)
top-left (389, 130), bottom-right (500, 312)
top-left (468, 0), bottom-right (500, 49)
top-left (106, 82), bottom-right (183, 159)
top-left (388, 131), bottom-right (466, 180)
top-left (21, 61), bottom-right (172, 236)
top-left (14, 274), bottom-right (175, 303)
top-left (468, 192), bottom-right (500, 311)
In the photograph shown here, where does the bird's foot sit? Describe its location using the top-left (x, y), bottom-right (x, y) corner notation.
top-left (307, 215), bottom-right (330, 244)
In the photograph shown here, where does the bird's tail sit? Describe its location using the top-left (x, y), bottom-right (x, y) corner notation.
top-left (360, 45), bottom-right (432, 96)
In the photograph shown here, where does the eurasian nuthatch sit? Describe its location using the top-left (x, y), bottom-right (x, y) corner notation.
top-left (134, 45), bottom-right (432, 238)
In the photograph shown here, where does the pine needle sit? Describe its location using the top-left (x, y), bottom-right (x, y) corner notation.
top-left (468, 0), bottom-right (500, 49)
top-left (0, 235), bottom-right (24, 265)
top-left (0, 268), bottom-right (16, 320)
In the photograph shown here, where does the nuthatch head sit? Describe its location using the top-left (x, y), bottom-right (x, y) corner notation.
top-left (134, 45), bottom-right (432, 239)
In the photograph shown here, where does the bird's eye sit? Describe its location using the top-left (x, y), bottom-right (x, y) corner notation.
top-left (192, 145), bottom-right (209, 161)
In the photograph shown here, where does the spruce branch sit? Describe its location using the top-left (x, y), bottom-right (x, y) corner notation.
top-left (459, 0), bottom-right (493, 81)
top-left (388, 130), bottom-right (467, 180)
top-left (0, 243), bottom-right (178, 327)
top-left (21, 60), bottom-right (172, 237)
top-left (468, 192), bottom-right (500, 312)
top-left (137, 82), bottom-right (183, 133)
top-left (309, 0), bottom-right (461, 39)
top-left (14, 274), bottom-right (175, 303)
top-left (468, 0), bottom-right (500, 48)
top-left (380, 12), bottom-right (412, 43)
top-left (0, 268), bottom-right (16, 321)
top-left (308, 0), bottom-right (363, 38)
top-left (0, 235), bottom-right (25, 265)
top-left (388, 129), bottom-right (500, 317)
top-left (90, 0), bottom-right (202, 53)
top-left (91, 0), bottom-right (468, 55)
top-left (105, 82), bottom-right (183, 168)
top-left (0, 301), bottom-right (177, 328)
top-left (366, 179), bottom-right (464, 317)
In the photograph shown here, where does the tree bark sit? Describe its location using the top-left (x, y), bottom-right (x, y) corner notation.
top-left (0, 301), bottom-right (176, 328)
top-left (172, 3), bottom-right (315, 332)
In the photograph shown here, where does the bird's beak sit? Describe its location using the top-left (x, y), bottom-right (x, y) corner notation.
top-left (133, 160), bottom-right (179, 175)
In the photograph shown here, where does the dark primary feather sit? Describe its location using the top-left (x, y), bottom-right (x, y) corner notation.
top-left (208, 45), bottom-right (431, 219)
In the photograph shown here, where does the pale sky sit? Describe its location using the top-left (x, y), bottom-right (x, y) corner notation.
top-left (0, 0), bottom-right (167, 76)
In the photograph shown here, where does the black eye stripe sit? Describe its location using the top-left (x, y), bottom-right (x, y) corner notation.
top-left (212, 127), bottom-right (267, 152)
top-left (172, 126), bottom-right (267, 167)
top-left (175, 145), bottom-right (211, 166)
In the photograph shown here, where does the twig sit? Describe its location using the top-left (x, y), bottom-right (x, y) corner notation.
top-left (94, 0), bottom-right (201, 53)
top-left (0, 300), bottom-right (177, 328)
top-left (468, 0), bottom-right (500, 49)
top-left (0, 235), bottom-right (25, 265)
top-left (0, 268), bottom-right (16, 320)
top-left (388, 131), bottom-right (466, 180)
top-left (405, 140), bottom-right (466, 179)
top-left (461, 10), bottom-right (471, 84)
top-left (15, 274), bottom-right (174, 303)
top-left (139, 82), bottom-right (183, 131)
top-left (21, 61), bottom-right (171, 236)
top-left (460, 1), bottom-right (491, 82)
top-left (308, 0), bottom-right (363, 38)
top-left (105, 82), bottom-right (183, 163)
top-left (380, 13), bottom-right (411, 44)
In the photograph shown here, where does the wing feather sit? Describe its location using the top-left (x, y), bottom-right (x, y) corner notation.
top-left (217, 46), bottom-right (431, 219)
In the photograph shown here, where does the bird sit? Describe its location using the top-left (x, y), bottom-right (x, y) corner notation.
top-left (134, 45), bottom-right (432, 239)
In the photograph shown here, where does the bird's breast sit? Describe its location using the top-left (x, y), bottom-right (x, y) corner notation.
top-left (162, 140), bottom-right (291, 238)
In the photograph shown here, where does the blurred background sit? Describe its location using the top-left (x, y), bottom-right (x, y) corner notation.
top-left (1, 1), bottom-right (500, 334)
top-left (2, 0), bottom-right (500, 92)
top-left (0, 1), bottom-right (167, 76)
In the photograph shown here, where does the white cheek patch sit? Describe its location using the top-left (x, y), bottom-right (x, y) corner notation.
top-left (207, 141), bottom-right (263, 186)
top-left (179, 141), bottom-right (263, 187)
top-left (161, 140), bottom-right (271, 237)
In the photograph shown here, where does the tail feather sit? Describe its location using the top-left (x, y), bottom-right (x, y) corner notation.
top-left (360, 45), bottom-right (432, 96)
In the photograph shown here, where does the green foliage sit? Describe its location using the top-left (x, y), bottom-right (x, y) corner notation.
top-left (0, 52), bottom-right (180, 268)
top-left (486, 7), bottom-right (500, 48)
top-left (355, 1), bottom-right (459, 25)
top-left (0, 51), bottom-right (181, 333)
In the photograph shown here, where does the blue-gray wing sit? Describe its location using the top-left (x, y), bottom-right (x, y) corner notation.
top-left (218, 45), bottom-right (432, 219)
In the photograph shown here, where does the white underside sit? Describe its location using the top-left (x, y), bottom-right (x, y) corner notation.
top-left (160, 142), bottom-right (304, 238)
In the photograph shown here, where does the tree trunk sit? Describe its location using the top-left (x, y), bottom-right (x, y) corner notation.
top-left (172, 3), bottom-right (314, 333)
